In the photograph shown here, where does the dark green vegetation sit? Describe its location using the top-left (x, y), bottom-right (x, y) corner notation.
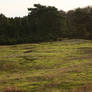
top-left (0, 4), bottom-right (92, 44)
top-left (0, 39), bottom-right (92, 92)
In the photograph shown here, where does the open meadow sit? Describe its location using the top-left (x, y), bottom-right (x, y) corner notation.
top-left (0, 39), bottom-right (92, 92)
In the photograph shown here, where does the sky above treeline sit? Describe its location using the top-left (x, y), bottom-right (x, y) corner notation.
top-left (0, 0), bottom-right (92, 17)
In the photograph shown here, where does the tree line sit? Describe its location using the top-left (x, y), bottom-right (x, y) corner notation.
top-left (0, 4), bottom-right (92, 45)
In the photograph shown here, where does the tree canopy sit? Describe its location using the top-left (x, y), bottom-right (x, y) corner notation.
top-left (0, 4), bottom-right (92, 44)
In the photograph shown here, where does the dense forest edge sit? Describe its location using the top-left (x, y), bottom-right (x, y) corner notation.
top-left (0, 4), bottom-right (92, 45)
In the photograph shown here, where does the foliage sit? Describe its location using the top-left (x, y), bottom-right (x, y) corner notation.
top-left (0, 4), bottom-right (66, 44)
top-left (0, 4), bottom-right (92, 44)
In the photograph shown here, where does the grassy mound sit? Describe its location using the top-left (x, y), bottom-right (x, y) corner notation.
top-left (0, 39), bottom-right (92, 92)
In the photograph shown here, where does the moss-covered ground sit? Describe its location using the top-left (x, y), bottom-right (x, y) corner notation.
top-left (0, 39), bottom-right (92, 92)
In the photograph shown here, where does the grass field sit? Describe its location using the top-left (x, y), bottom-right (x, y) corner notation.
top-left (0, 39), bottom-right (92, 92)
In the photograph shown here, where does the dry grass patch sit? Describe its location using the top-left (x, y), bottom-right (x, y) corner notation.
top-left (3, 87), bottom-right (25, 92)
